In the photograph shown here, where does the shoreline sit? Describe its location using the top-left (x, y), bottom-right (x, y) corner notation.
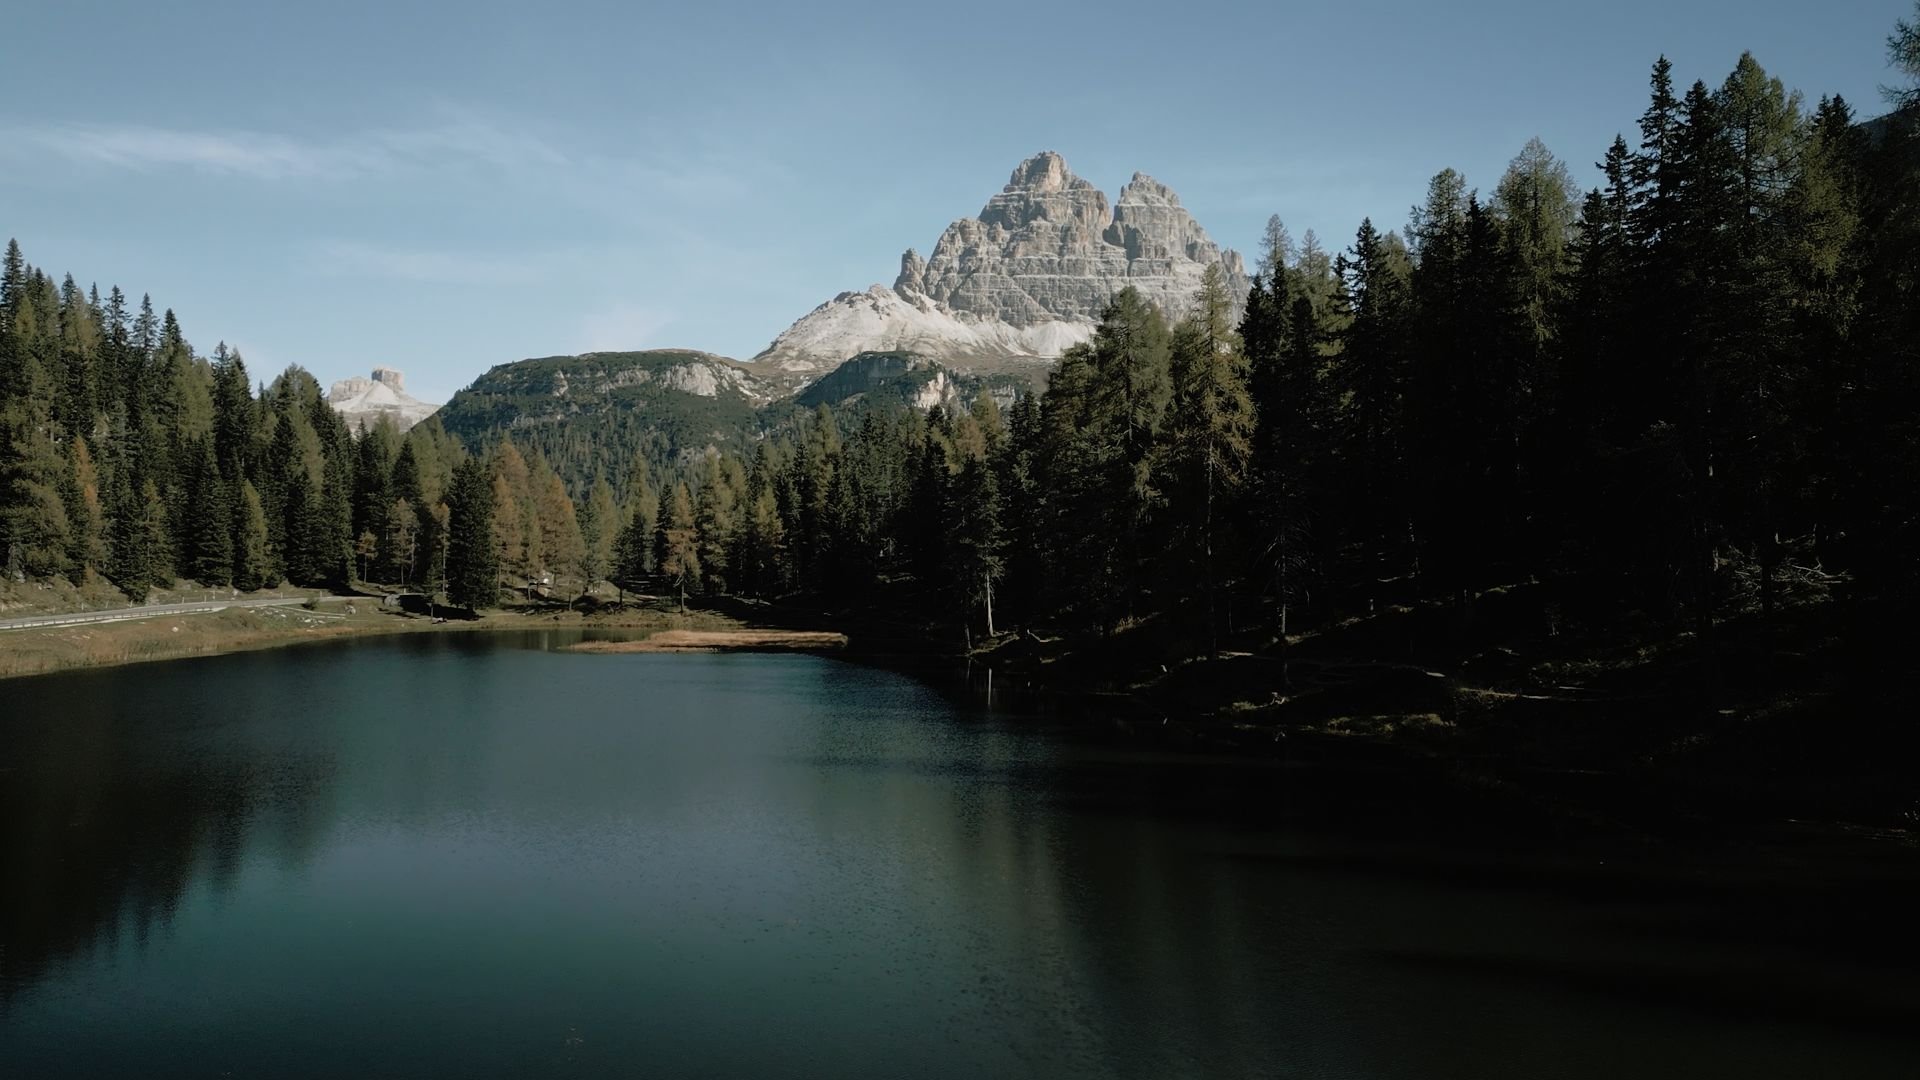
top-left (7, 592), bottom-right (1915, 854)
top-left (0, 598), bottom-right (754, 681)
top-left (564, 629), bottom-right (849, 653)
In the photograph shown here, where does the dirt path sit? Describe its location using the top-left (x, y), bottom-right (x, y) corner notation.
top-left (0, 596), bottom-right (308, 632)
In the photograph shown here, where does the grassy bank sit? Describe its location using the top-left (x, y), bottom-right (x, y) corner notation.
top-left (0, 594), bottom-right (748, 680)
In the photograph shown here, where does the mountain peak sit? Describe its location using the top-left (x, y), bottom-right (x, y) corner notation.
top-left (1005, 150), bottom-right (1081, 193)
top-left (1118, 172), bottom-right (1180, 206)
top-left (760, 153), bottom-right (1248, 377)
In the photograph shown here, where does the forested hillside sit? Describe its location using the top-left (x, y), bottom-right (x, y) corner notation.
top-left (432, 350), bottom-right (769, 484)
top-left (0, 249), bottom-right (470, 600)
top-left (5, 23), bottom-right (1917, 665)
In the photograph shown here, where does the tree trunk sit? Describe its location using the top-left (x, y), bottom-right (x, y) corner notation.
top-left (984, 574), bottom-right (995, 637)
top-left (1280, 600), bottom-right (1291, 689)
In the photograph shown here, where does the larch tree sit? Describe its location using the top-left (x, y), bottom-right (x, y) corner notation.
top-left (657, 481), bottom-right (700, 609)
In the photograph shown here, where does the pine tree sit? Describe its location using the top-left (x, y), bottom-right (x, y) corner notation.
top-left (1165, 265), bottom-right (1254, 652)
top-left (1036, 286), bottom-right (1174, 629)
top-left (1888, 2), bottom-right (1920, 111)
top-left (1243, 266), bottom-right (1322, 632)
top-left (63, 435), bottom-right (105, 579)
top-left (789, 405), bottom-right (840, 582)
top-left (234, 479), bottom-right (271, 590)
top-left (105, 463), bottom-right (150, 600)
top-left (136, 478), bottom-right (172, 590)
top-left (0, 240), bottom-right (27, 393)
top-left (281, 469), bottom-right (317, 585)
top-left (55, 274), bottom-right (100, 439)
top-left (445, 456), bottom-right (500, 611)
top-left (352, 417), bottom-right (397, 577)
top-left (693, 452), bottom-right (737, 594)
top-left (995, 392), bottom-right (1045, 629)
top-left (616, 452), bottom-right (659, 584)
top-left (185, 439), bottom-right (233, 586)
top-left (210, 342), bottom-right (254, 481)
top-left (388, 439), bottom-right (429, 584)
top-left (944, 453), bottom-right (1003, 642)
top-left (1332, 218), bottom-right (1414, 586)
top-left (578, 475), bottom-right (619, 601)
top-left (734, 448), bottom-right (787, 599)
top-left (316, 448), bottom-right (355, 588)
top-left (387, 497), bottom-right (420, 587)
top-left (0, 421), bottom-right (73, 579)
top-left (101, 287), bottom-right (134, 417)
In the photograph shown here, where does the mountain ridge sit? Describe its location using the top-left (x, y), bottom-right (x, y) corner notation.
top-left (752, 150), bottom-right (1248, 380)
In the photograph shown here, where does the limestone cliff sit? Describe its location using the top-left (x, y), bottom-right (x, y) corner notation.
top-left (327, 367), bottom-right (440, 433)
top-left (755, 152), bottom-right (1248, 380)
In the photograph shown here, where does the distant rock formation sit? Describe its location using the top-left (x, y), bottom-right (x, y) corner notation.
top-left (327, 367), bottom-right (440, 433)
top-left (755, 151), bottom-right (1249, 380)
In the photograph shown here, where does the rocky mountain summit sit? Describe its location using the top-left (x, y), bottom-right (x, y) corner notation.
top-left (327, 367), bottom-right (440, 432)
top-left (755, 151), bottom-right (1249, 380)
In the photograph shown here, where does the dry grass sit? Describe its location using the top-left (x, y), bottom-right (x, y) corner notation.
top-left (0, 574), bottom-right (325, 618)
top-left (0, 606), bottom-right (392, 679)
top-left (565, 629), bottom-right (848, 653)
top-left (0, 596), bottom-right (774, 680)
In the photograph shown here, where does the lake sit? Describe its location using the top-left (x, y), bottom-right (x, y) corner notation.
top-left (2, 632), bottom-right (1915, 1078)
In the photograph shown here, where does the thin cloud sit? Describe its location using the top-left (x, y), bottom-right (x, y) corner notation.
top-left (2, 111), bottom-right (773, 201)
top-left (310, 240), bottom-right (562, 286)
top-left (1, 113), bottom-right (570, 182)
top-left (12, 125), bottom-right (349, 179)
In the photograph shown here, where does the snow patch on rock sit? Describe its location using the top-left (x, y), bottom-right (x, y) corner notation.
top-left (756, 284), bottom-right (1095, 382)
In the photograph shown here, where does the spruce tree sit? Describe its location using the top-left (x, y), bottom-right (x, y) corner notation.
top-left (579, 475), bottom-right (619, 600)
top-left (0, 421), bottom-right (74, 579)
top-left (693, 453), bottom-right (736, 594)
top-left (136, 478), bottom-right (172, 589)
top-left (210, 342), bottom-right (254, 481)
top-left (234, 480), bottom-right (272, 590)
top-left (445, 456), bottom-right (500, 611)
top-left (944, 453), bottom-right (1003, 642)
top-left (1332, 218), bottom-right (1414, 586)
top-left (185, 439), bottom-right (233, 586)
top-left (105, 464), bottom-right (150, 600)
top-left (1165, 265), bottom-right (1254, 652)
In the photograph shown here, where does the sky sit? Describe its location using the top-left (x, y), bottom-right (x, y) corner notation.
top-left (1, 0), bottom-right (1911, 402)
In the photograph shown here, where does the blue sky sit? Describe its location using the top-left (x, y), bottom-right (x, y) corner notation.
top-left (2, 0), bottom-right (1910, 402)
